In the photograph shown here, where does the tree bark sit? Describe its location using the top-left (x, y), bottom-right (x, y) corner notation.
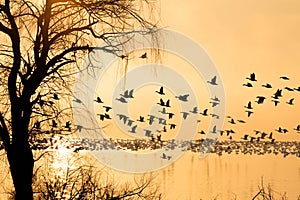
top-left (7, 139), bottom-right (34, 200)
top-left (7, 103), bottom-right (34, 200)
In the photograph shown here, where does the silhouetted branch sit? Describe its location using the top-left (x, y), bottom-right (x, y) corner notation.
top-left (0, 113), bottom-right (10, 151)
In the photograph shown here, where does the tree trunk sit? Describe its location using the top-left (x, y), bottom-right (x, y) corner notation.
top-left (7, 134), bottom-right (34, 200)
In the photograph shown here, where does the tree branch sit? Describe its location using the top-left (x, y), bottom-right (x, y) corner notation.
top-left (0, 113), bottom-right (10, 152)
top-left (0, 21), bottom-right (12, 36)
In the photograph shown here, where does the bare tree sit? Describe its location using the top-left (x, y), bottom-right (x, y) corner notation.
top-left (0, 0), bottom-right (158, 199)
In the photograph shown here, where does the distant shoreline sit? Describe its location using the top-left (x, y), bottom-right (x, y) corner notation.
top-left (9, 137), bottom-right (298, 158)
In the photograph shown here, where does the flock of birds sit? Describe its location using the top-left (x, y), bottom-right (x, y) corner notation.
top-left (239, 73), bottom-right (300, 142)
top-left (26, 137), bottom-right (300, 158)
top-left (27, 58), bottom-right (300, 160)
top-left (95, 86), bottom-right (182, 137)
top-left (94, 83), bottom-right (225, 140)
top-left (94, 72), bottom-right (300, 141)
top-left (89, 71), bottom-right (300, 159)
top-left (243, 73), bottom-right (299, 108)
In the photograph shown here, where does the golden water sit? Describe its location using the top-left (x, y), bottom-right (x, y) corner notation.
top-left (0, 149), bottom-right (299, 200)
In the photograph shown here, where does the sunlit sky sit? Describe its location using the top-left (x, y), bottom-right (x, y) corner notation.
top-left (159, 0), bottom-right (300, 140)
top-left (86, 0), bottom-right (300, 142)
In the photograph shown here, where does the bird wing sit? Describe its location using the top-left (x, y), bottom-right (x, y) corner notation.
top-left (211, 76), bottom-right (217, 83)
top-left (124, 90), bottom-right (128, 97)
top-left (160, 98), bottom-right (164, 105)
top-left (132, 125), bottom-right (137, 132)
top-left (160, 86), bottom-right (164, 93)
top-left (129, 89), bottom-right (134, 97)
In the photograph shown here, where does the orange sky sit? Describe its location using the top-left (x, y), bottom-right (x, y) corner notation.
top-left (72, 0), bottom-right (300, 142)
top-left (157, 0), bottom-right (300, 140)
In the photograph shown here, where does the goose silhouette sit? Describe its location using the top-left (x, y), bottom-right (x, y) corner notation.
top-left (157, 99), bottom-right (170, 107)
top-left (286, 98), bottom-right (294, 105)
top-left (275, 127), bottom-right (282, 133)
top-left (181, 112), bottom-right (189, 120)
top-left (139, 52), bottom-right (147, 59)
top-left (242, 134), bottom-right (249, 140)
top-left (94, 97), bottom-right (103, 103)
top-left (156, 87), bottom-right (165, 95)
top-left (211, 96), bottom-right (220, 102)
top-left (218, 130), bottom-right (224, 136)
top-left (275, 127), bottom-right (288, 133)
top-left (144, 129), bottom-right (152, 137)
top-left (157, 98), bottom-right (165, 106)
top-left (228, 118), bottom-right (236, 124)
top-left (97, 114), bottom-right (106, 121)
top-left (103, 106), bottom-right (112, 112)
top-left (162, 126), bottom-right (167, 132)
top-left (165, 99), bottom-right (171, 107)
top-left (260, 132), bottom-right (268, 139)
top-left (269, 132), bottom-right (273, 139)
top-left (270, 138), bottom-right (275, 143)
top-left (198, 130), bottom-right (206, 135)
top-left (116, 114), bottom-right (128, 124)
top-left (250, 137), bottom-right (256, 142)
top-left (245, 110), bottom-right (254, 117)
top-left (284, 87), bottom-right (294, 91)
top-left (273, 89), bottom-right (283, 97)
top-left (209, 101), bottom-right (219, 107)
top-left (294, 87), bottom-right (300, 92)
top-left (189, 107), bottom-right (198, 114)
top-left (237, 119), bottom-right (246, 123)
top-left (280, 76), bottom-right (289, 80)
top-left (210, 113), bottom-right (220, 119)
top-left (243, 82), bottom-right (253, 87)
top-left (137, 116), bottom-right (145, 122)
top-left (226, 129), bottom-right (235, 136)
top-left (161, 153), bottom-right (171, 160)
top-left (147, 115), bottom-right (156, 125)
top-left (73, 98), bottom-right (82, 104)
top-left (207, 76), bottom-right (218, 85)
top-left (65, 121), bottom-right (71, 129)
top-left (200, 109), bottom-right (208, 116)
top-left (262, 83), bottom-right (272, 88)
top-left (244, 101), bottom-right (253, 109)
top-left (167, 112), bottom-right (175, 119)
top-left (282, 128), bottom-right (288, 133)
top-left (211, 125), bottom-right (217, 134)
top-left (120, 89), bottom-right (134, 98)
top-left (128, 125), bottom-right (138, 133)
top-left (246, 73), bottom-right (257, 81)
top-left (104, 113), bottom-right (111, 119)
top-left (175, 94), bottom-right (189, 102)
top-left (169, 124), bottom-right (176, 129)
top-left (272, 99), bottom-right (280, 106)
top-left (256, 96), bottom-right (266, 104)
top-left (294, 125), bottom-right (300, 132)
top-left (115, 97), bottom-right (128, 103)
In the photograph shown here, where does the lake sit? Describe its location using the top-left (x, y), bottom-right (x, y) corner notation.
top-left (0, 144), bottom-right (299, 199)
